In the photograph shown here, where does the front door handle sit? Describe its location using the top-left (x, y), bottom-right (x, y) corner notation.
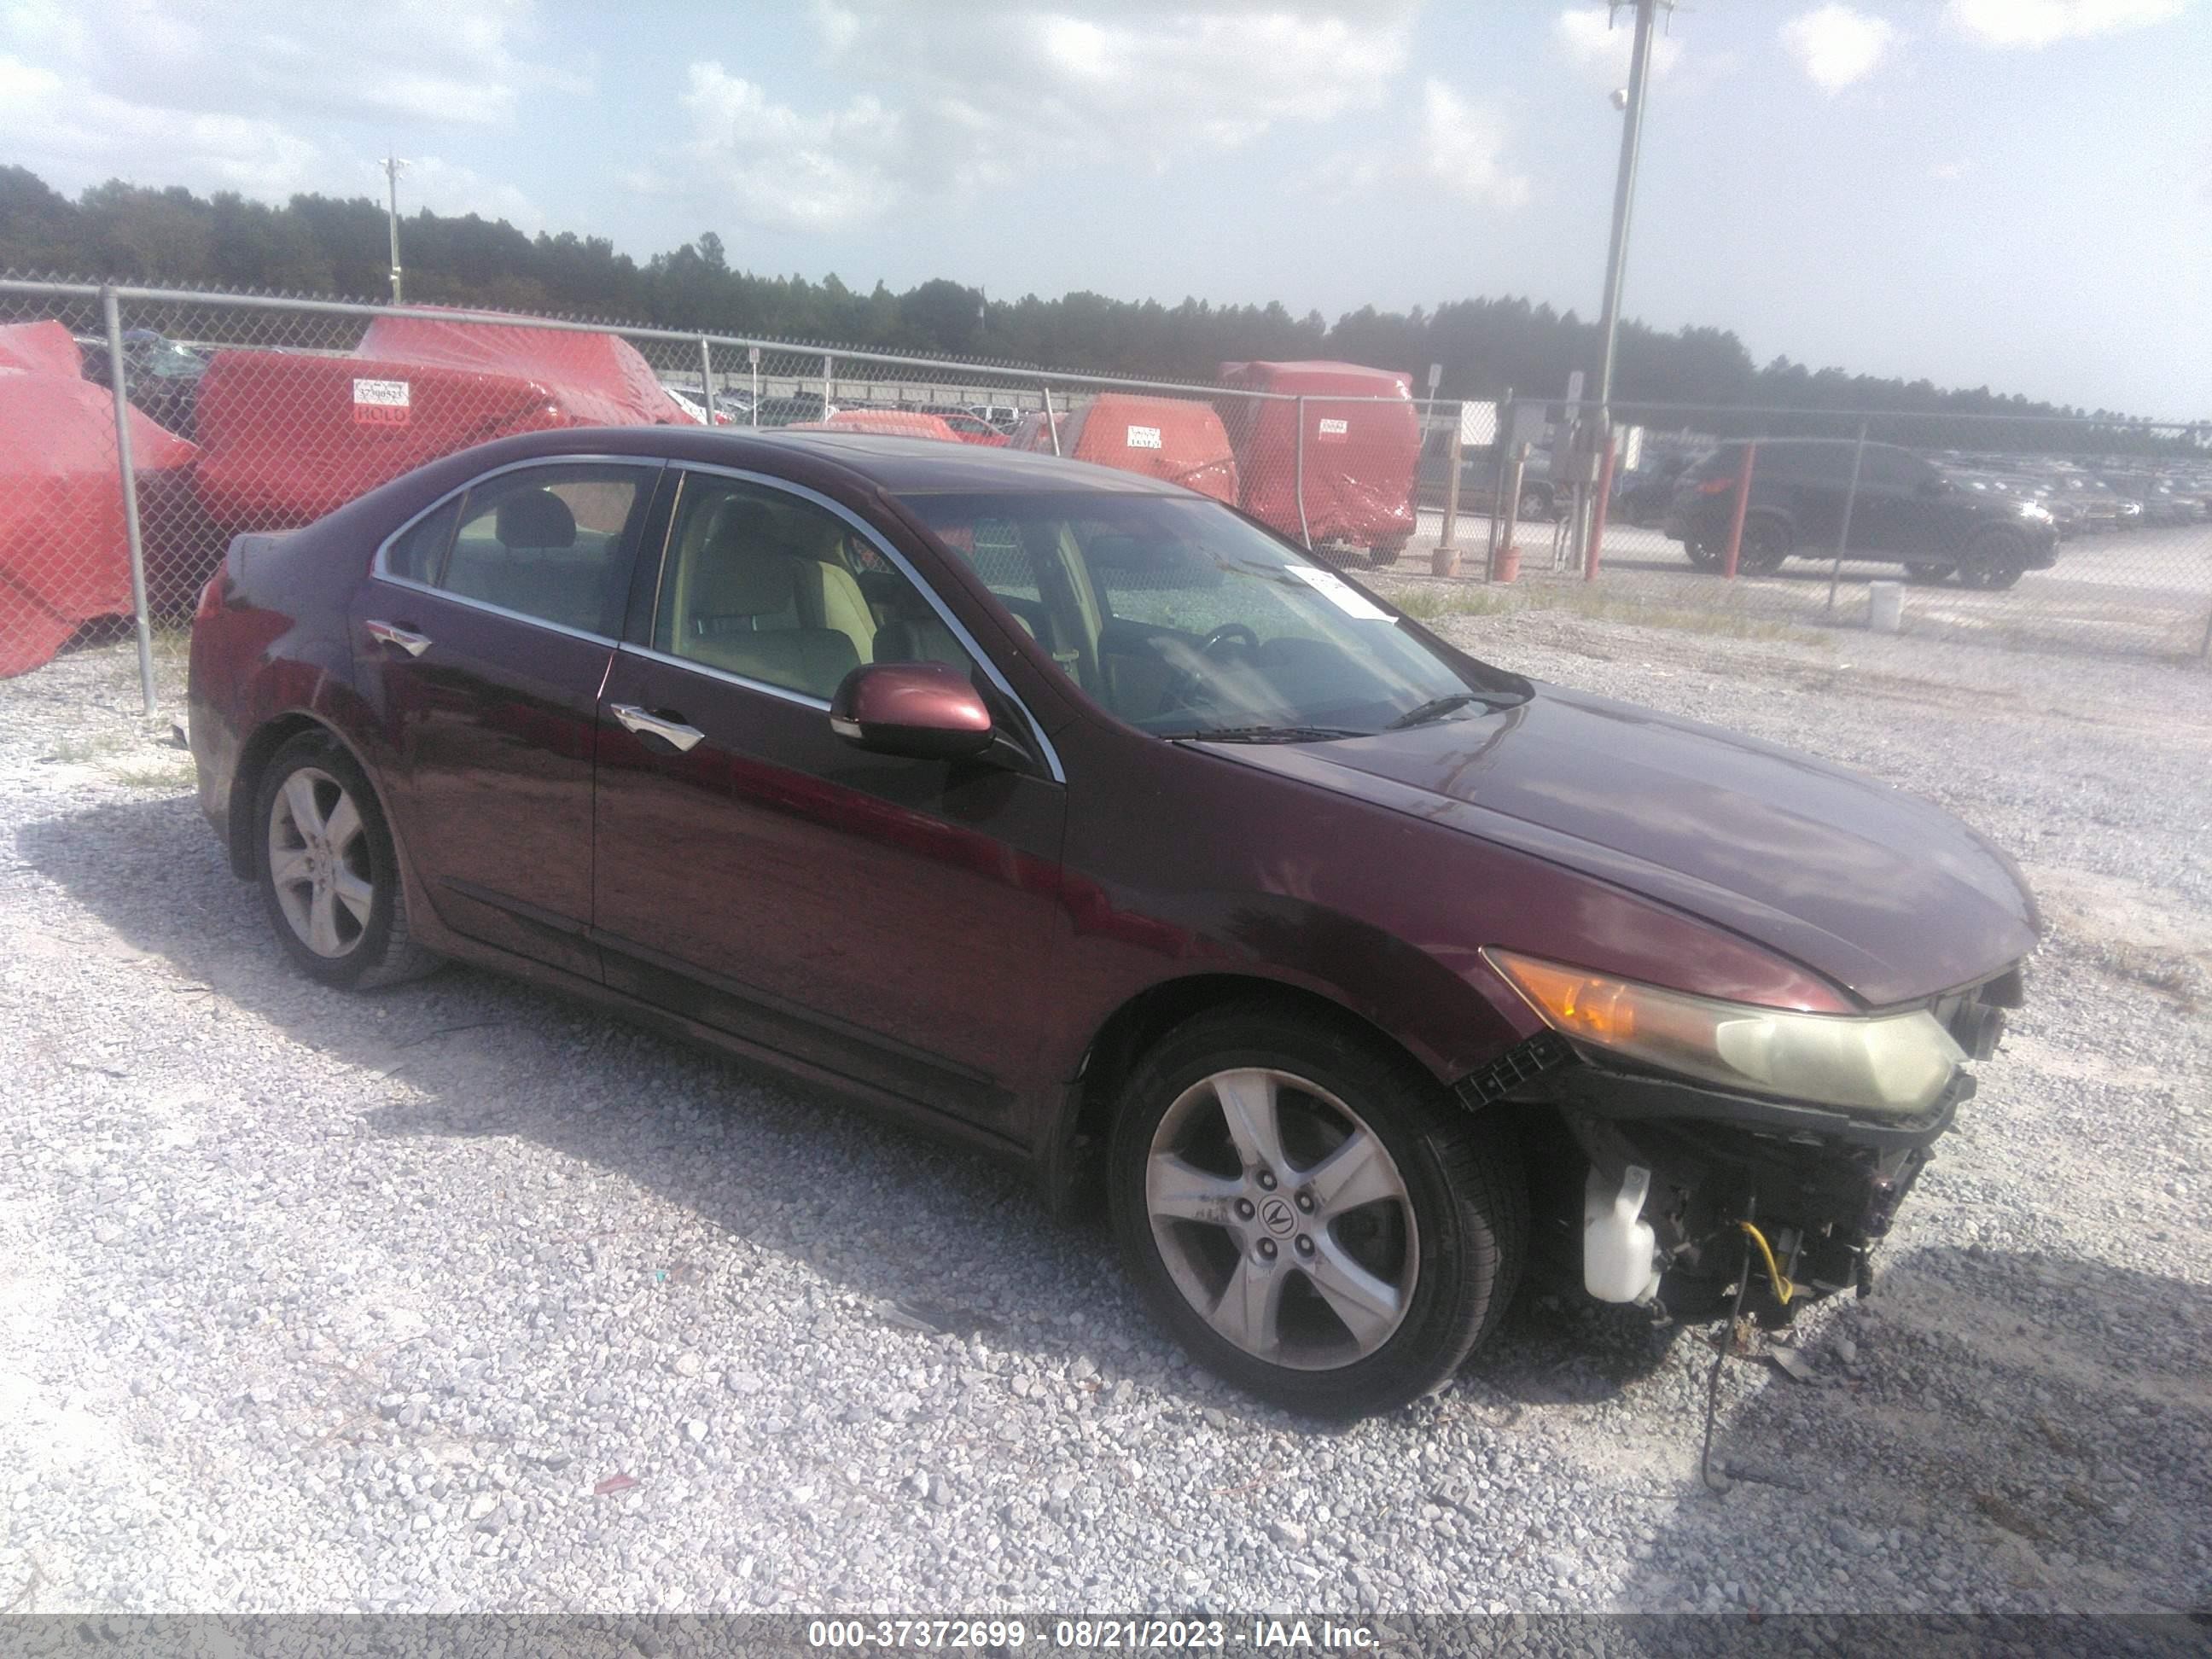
top-left (608, 702), bottom-right (706, 753)
top-left (364, 619), bottom-right (432, 658)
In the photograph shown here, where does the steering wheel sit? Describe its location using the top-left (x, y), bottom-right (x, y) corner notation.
top-left (1201, 622), bottom-right (1260, 655)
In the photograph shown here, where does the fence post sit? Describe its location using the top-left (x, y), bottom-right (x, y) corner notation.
top-left (1486, 390), bottom-right (1513, 571)
top-left (1437, 412), bottom-right (1464, 568)
top-left (1041, 383), bottom-right (1062, 456)
top-left (1583, 425), bottom-right (1616, 582)
top-left (1494, 444), bottom-right (1528, 583)
top-left (1294, 395), bottom-right (1313, 550)
top-left (1829, 422), bottom-right (1869, 616)
top-left (698, 338), bottom-right (716, 422)
top-left (822, 352), bottom-right (834, 413)
top-left (101, 287), bottom-right (158, 716)
top-left (1721, 440), bottom-right (1757, 579)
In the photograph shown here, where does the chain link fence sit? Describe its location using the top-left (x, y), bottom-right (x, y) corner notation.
top-left (3, 275), bottom-right (2207, 713)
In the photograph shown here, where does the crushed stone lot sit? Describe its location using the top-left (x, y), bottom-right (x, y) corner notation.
top-left (1, 616), bottom-right (2208, 1619)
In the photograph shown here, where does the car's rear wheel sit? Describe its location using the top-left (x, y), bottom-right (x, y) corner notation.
top-left (255, 731), bottom-right (439, 991)
top-left (1108, 1003), bottom-right (1525, 1418)
top-left (1956, 531), bottom-right (2026, 591)
top-left (1738, 517), bottom-right (1790, 573)
top-left (1904, 562), bottom-right (1953, 584)
top-left (1684, 538), bottom-right (1722, 571)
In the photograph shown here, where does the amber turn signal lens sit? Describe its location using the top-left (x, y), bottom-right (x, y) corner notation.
top-left (1493, 957), bottom-right (1639, 1043)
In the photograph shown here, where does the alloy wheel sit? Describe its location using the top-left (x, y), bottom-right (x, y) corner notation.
top-left (265, 766), bottom-right (374, 958)
top-left (1144, 1068), bottom-right (1418, 1371)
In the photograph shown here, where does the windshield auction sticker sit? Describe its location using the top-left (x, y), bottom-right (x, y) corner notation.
top-left (1286, 564), bottom-right (1392, 620)
top-left (1125, 424), bottom-right (1163, 450)
top-left (352, 378), bottom-right (411, 425)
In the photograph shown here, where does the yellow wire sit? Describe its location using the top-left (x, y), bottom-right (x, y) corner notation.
top-left (1738, 1220), bottom-right (1795, 1306)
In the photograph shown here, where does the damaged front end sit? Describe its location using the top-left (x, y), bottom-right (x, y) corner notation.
top-left (1466, 956), bottom-right (2025, 1321)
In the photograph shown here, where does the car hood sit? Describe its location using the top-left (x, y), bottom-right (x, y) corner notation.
top-left (1201, 684), bottom-right (2040, 1008)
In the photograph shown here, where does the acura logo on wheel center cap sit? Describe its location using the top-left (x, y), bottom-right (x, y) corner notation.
top-left (1259, 1196), bottom-right (1296, 1237)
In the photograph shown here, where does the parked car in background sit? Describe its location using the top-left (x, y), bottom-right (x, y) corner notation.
top-left (661, 387), bottom-right (725, 425)
top-left (78, 328), bottom-right (207, 440)
top-left (911, 405), bottom-right (1014, 445)
top-left (791, 409), bottom-right (964, 444)
top-left (1215, 360), bottom-right (1418, 567)
top-left (968, 403), bottom-right (1022, 431)
top-left (1011, 393), bottom-right (1239, 504)
top-left (1662, 439), bottom-right (2059, 587)
top-left (186, 426), bottom-right (2036, 1417)
top-left (754, 393), bottom-right (830, 428)
top-left (1611, 456), bottom-right (1690, 527)
top-left (1412, 431), bottom-right (1561, 521)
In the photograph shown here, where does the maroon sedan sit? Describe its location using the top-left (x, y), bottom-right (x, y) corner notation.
top-left (188, 428), bottom-right (2036, 1418)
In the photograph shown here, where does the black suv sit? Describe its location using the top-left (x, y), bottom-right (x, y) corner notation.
top-left (1662, 439), bottom-right (2060, 588)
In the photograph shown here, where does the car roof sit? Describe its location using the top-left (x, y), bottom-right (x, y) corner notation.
top-left (465, 423), bottom-right (1192, 497)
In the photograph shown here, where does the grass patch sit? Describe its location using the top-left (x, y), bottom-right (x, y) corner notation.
top-left (109, 753), bottom-right (196, 791)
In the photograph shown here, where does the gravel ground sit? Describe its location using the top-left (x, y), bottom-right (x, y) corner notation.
top-left (1, 619), bottom-right (2208, 1620)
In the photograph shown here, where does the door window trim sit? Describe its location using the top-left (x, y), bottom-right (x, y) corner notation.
top-left (368, 454), bottom-right (667, 647)
top-left (644, 462), bottom-right (1067, 785)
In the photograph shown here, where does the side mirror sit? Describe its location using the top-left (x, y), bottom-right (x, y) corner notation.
top-left (830, 661), bottom-right (995, 761)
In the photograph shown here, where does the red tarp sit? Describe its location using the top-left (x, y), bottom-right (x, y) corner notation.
top-left (1216, 360), bottom-right (1417, 550)
top-left (192, 314), bottom-right (694, 530)
top-left (795, 410), bottom-right (964, 442)
top-left (1018, 393), bottom-right (1238, 504)
top-left (0, 322), bottom-right (199, 678)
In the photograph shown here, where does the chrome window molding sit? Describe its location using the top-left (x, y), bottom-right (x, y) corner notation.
top-left (369, 572), bottom-right (623, 649)
top-left (616, 642), bottom-right (834, 713)
top-left (370, 453), bottom-right (668, 586)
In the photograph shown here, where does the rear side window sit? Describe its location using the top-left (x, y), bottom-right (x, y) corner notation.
top-left (384, 498), bottom-right (460, 585)
top-left (437, 464), bottom-right (653, 637)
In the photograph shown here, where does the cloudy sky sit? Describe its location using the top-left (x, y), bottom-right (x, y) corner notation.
top-left (3, 0), bottom-right (2206, 416)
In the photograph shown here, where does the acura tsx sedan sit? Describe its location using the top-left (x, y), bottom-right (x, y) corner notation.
top-left (188, 427), bottom-right (2037, 1418)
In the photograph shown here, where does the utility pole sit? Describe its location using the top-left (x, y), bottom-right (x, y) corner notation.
top-left (1591, 1), bottom-right (1667, 428)
top-left (382, 153), bottom-right (409, 305)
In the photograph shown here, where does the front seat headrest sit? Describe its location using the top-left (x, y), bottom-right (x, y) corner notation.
top-left (495, 489), bottom-right (578, 549)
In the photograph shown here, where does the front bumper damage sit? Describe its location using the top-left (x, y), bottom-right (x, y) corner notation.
top-left (1468, 969), bottom-right (2021, 1320)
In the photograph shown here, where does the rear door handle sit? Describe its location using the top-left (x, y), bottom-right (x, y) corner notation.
top-left (608, 702), bottom-right (706, 753)
top-left (364, 619), bottom-right (432, 657)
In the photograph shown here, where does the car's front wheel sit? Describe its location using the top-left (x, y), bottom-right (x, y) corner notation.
top-left (1109, 1004), bottom-right (1525, 1418)
top-left (254, 731), bottom-right (439, 990)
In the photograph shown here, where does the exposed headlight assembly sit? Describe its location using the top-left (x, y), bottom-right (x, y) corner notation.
top-left (1484, 950), bottom-right (1965, 1119)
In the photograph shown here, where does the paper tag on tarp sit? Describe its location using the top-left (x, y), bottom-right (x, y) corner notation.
top-left (352, 378), bottom-right (411, 425)
top-left (1286, 564), bottom-right (1391, 620)
top-left (1125, 424), bottom-right (1162, 450)
top-left (1316, 417), bottom-right (1349, 443)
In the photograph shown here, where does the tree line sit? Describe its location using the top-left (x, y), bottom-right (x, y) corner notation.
top-left (3, 166), bottom-right (2189, 443)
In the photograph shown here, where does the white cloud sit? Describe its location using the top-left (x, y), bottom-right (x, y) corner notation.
top-left (1779, 5), bottom-right (1897, 92)
top-left (656, 2), bottom-right (1417, 230)
top-left (662, 65), bottom-right (911, 231)
top-left (1553, 6), bottom-right (1686, 83)
top-left (1416, 81), bottom-right (1531, 210)
top-left (1945, 0), bottom-right (2187, 48)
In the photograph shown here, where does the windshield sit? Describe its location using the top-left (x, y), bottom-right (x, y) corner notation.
top-left (898, 490), bottom-right (1524, 738)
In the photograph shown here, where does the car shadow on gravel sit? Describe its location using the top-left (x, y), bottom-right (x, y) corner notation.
top-left (1603, 1241), bottom-right (2212, 1619)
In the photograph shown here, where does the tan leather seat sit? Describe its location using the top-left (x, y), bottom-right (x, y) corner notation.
top-left (681, 511), bottom-right (859, 700)
top-left (774, 512), bottom-right (876, 666)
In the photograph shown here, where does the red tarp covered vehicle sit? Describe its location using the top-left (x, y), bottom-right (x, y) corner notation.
top-left (793, 410), bottom-right (965, 443)
top-left (1215, 360), bottom-right (1418, 562)
top-left (0, 322), bottom-right (199, 677)
top-left (1014, 393), bottom-right (1237, 504)
top-left (191, 313), bottom-right (694, 530)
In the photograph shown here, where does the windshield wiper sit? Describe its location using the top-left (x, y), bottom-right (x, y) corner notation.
top-left (1385, 691), bottom-right (1489, 730)
top-left (1159, 724), bottom-right (1369, 743)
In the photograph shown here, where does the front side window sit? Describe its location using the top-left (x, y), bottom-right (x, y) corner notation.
top-left (651, 474), bottom-right (973, 702)
top-left (433, 464), bottom-right (651, 636)
top-left (898, 491), bottom-right (1524, 737)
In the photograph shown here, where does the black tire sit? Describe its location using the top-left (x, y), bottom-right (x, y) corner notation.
top-left (1366, 539), bottom-right (1406, 569)
top-left (1684, 539), bottom-right (1722, 571)
top-left (253, 731), bottom-right (439, 991)
top-left (1904, 562), bottom-right (1953, 585)
top-left (1956, 532), bottom-right (2026, 591)
top-left (1517, 486), bottom-right (1552, 521)
top-left (1107, 1001), bottom-right (1526, 1418)
top-left (1738, 516), bottom-right (1790, 573)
